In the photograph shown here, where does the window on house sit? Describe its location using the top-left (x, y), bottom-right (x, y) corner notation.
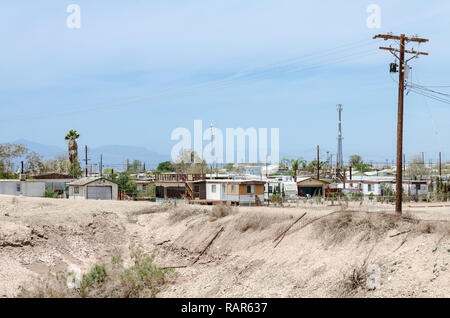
top-left (16, 183), bottom-right (21, 192)
top-left (368, 184), bottom-right (373, 192)
top-left (247, 185), bottom-right (252, 193)
top-left (74, 187), bottom-right (79, 194)
top-left (211, 185), bottom-right (216, 193)
top-left (231, 185), bottom-right (236, 193)
top-left (269, 186), bottom-right (273, 193)
top-left (194, 185), bottom-right (200, 193)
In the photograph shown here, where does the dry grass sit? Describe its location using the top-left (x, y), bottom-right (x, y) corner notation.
top-left (313, 212), bottom-right (401, 245)
top-left (413, 220), bottom-right (450, 235)
top-left (235, 210), bottom-right (294, 233)
top-left (209, 203), bottom-right (235, 220)
top-left (17, 248), bottom-right (176, 298)
top-left (167, 206), bottom-right (206, 223)
top-left (336, 262), bottom-right (368, 297)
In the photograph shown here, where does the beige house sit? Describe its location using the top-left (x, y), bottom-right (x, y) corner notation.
top-left (67, 177), bottom-right (119, 200)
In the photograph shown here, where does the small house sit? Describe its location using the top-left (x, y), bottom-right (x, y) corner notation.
top-left (67, 177), bottom-right (119, 200)
top-left (0, 179), bottom-right (46, 197)
top-left (186, 179), bottom-right (265, 205)
top-left (32, 172), bottom-right (75, 195)
top-left (296, 177), bottom-right (330, 198)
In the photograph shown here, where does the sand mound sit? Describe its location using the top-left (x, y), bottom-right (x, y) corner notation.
top-left (1, 195), bottom-right (449, 297)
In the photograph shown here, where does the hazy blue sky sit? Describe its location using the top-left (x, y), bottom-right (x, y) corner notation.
top-left (1, 1), bottom-right (450, 163)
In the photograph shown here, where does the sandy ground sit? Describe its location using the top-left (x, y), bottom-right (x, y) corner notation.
top-left (0, 194), bottom-right (449, 298)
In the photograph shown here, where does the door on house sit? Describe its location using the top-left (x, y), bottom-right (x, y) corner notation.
top-left (221, 184), bottom-right (227, 200)
top-left (87, 186), bottom-right (112, 200)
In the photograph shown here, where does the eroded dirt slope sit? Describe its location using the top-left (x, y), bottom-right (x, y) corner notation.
top-left (1, 195), bottom-right (449, 297)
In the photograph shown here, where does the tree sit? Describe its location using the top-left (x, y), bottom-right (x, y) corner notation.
top-left (127, 160), bottom-right (143, 173)
top-left (156, 161), bottom-right (173, 173)
top-left (292, 159), bottom-right (299, 182)
top-left (0, 143), bottom-right (28, 178)
top-left (172, 149), bottom-right (202, 173)
top-left (349, 154), bottom-right (363, 167)
top-left (65, 130), bottom-right (80, 164)
top-left (42, 155), bottom-right (71, 174)
top-left (408, 154), bottom-right (429, 180)
top-left (25, 151), bottom-right (45, 175)
top-left (105, 171), bottom-right (137, 198)
top-left (223, 163), bottom-right (234, 171)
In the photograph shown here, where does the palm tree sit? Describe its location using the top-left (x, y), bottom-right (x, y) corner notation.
top-left (292, 159), bottom-right (299, 183)
top-left (65, 130), bottom-right (80, 164)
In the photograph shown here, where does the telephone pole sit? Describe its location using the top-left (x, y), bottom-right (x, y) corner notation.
top-left (99, 154), bottom-right (103, 177)
top-left (439, 152), bottom-right (442, 177)
top-left (84, 145), bottom-right (89, 177)
top-left (374, 33), bottom-right (429, 215)
top-left (336, 104), bottom-right (344, 170)
top-left (317, 145), bottom-right (320, 180)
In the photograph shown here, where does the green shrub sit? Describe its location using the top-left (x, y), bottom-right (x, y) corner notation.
top-left (44, 188), bottom-right (58, 198)
top-left (17, 248), bottom-right (176, 298)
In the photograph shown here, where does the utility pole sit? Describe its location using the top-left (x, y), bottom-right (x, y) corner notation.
top-left (439, 152), bottom-right (442, 177)
top-left (100, 154), bottom-right (103, 177)
top-left (336, 104), bottom-right (344, 170)
top-left (317, 145), bottom-right (320, 180)
top-left (403, 154), bottom-right (406, 175)
top-left (265, 154), bottom-right (268, 178)
top-left (374, 33), bottom-right (429, 215)
top-left (84, 145), bottom-right (89, 177)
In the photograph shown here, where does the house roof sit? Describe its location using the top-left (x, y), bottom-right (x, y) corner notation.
top-left (32, 172), bottom-right (74, 180)
top-left (296, 177), bottom-right (330, 184)
top-left (197, 179), bottom-right (266, 185)
top-left (67, 177), bottom-right (118, 186)
top-left (0, 179), bottom-right (45, 183)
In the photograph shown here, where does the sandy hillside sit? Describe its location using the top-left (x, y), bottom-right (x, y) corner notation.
top-left (1, 194), bottom-right (449, 298)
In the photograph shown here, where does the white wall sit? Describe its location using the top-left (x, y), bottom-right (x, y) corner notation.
top-left (0, 181), bottom-right (45, 197)
top-left (206, 183), bottom-right (222, 200)
top-left (69, 179), bottom-right (119, 200)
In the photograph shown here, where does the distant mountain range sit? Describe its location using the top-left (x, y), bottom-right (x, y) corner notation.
top-left (12, 139), bottom-right (169, 170)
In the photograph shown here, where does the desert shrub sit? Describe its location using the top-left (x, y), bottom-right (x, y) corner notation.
top-left (120, 249), bottom-right (176, 298)
top-left (269, 194), bottom-right (282, 205)
top-left (313, 212), bottom-right (400, 244)
top-left (167, 206), bottom-right (205, 223)
top-left (209, 203), bottom-right (233, 220)
top-left (336, 262), bottom-right (368, 297)
top-left (235, 211), bottom-right (292, 233)
top-left (44, 188), bottom-right (58, 198)
top-left (17, 248), bottom-right (176, 298)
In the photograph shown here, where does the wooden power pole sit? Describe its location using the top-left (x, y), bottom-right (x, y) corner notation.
top-left (84, 145), bottom-right (89, 177)
top-left (439, 152), bottom-right (442, 177)
top-left (373, 34), bottom-right (429, 215)
top-left (317, 145), bottom-right (320, 180)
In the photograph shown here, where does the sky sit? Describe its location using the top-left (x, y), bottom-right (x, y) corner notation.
top-left (1, 1), bottom-right (450, 164)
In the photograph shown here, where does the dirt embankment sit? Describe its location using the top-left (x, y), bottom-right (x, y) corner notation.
top-left (0, 195), bottom-right (449, 298)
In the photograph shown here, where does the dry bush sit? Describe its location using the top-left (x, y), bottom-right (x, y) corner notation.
top-left (17, 249), bottom-right (176, 298)
top-left (209, 203), bottom-right (235, 220)
top-left (413, 220), bottom-right (450, 235)
top-left (336, 262), bottom-right (368, 297)
top-left (127, 204), bottom-right (173, 223)
top-left (313, 212), bottom-right (400, 245)
top-left (235, 210), bottom-right (293, 233)
top-left (167, 206), bottom-right (206, 223)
